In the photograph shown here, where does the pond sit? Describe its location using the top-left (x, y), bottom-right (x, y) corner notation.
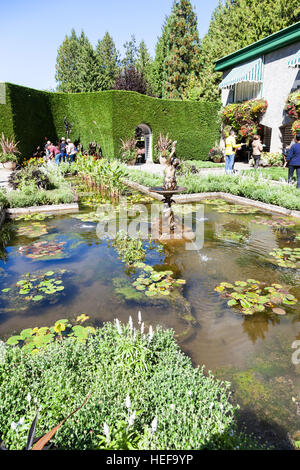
top-left (0, 183), bottom-right (300, 448)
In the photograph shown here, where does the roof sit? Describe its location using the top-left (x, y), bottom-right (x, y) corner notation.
top-left (215, 21), bottom-right (300, 72)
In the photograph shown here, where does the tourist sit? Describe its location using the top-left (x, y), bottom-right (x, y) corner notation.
top-left (251, 135), bottom-right (263, 169)
top-left (60, 137), bottom-right (67, 162)
top-left (225, 130), bottom-right (242, 174)
top-left (286, 133), bottom-right (300, 188)
top-left (66, 139), bottom-right (76, 163)
top-left (44, 140), bottom-right (51, 162)
top-left (48, 143), bottom-right (61, 165)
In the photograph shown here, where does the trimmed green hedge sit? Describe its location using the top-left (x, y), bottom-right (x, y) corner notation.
top-left (0, 83), bottom-right (221, 160)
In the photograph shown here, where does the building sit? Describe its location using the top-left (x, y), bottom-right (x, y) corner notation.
top-left (215, 22), bottom-right (300, 152)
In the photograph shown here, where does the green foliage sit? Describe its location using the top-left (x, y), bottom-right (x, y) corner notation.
top-left (198, 0), bottom-right (300, 100)
top-left (0, 188), bottom-right (8, 209)
top-left (0, 83), bottom-right (220, 160)
top-left (0, 319), bottom-right (265, 450)
top-left (55, 29), bottom-right (99, 93)
top-left (113, 231), bottom-right (146, 265)
top-left (159, 0), bottom-right (201, 100)
top-left (269, 247), bottom-right (300, 269)
top-left (132, 262), bottom-right (186, 297)
top-left (284, 87), bottom-right (300, 120)
top-left (215, 279), bottom-right (297, 316)
top-left (221, 99), bottom-right (268, 140)
top-left (95, 32), bottom-right (120, 91)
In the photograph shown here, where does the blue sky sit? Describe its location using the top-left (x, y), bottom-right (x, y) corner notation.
top-left (0, 0), bottom-right (219, 90)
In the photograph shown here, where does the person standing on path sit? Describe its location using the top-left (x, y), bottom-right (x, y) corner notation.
top-left (66, 139), bottom-right (76, 163)
top-left (286, 134), bottom-right (300, 188)
top-left (225, 130), bottom-right (242, 174)
top-left (251, 135), bottom-right (264, 169)
top-left (60, 137), bottom-right (67, 162)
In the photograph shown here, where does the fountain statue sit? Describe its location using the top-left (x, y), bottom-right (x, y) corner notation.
top-left (151, 141), bottom-right (195, 242)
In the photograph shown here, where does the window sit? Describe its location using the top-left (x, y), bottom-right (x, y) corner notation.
top-left (234, 82), bottom-right (262, 102)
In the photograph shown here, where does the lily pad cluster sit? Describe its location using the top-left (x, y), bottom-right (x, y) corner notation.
top-left (15, 213), bottom-right (53, 221)
top-left (1, 269), bottom-right (67, 302)
top-left (269, 247), bottom-right (300, 269)
top-left (251, 216), bottom-right (296, 228)
top-left (203, 199), bottom-right (257, 214)
top-left (74, 211), bottom-right (111, 223)
top-left (18, 240), bottom-right (66, 260)
top-left (132, 262), bottom-right (186, 297)
top-left (215, 228), bottom-right (247, 244)
top-left (15, 222), bottom-right (48, 238)
top-left (215, 279), bottom-right (297, 316)
top-left (6, 316), bottom-right (95, 353)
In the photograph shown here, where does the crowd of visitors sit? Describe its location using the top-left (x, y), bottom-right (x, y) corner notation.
top-left (44, 138), bottom-right (77, 165)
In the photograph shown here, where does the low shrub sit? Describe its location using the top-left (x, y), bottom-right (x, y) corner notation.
top-left (0, 188), bottom-right (8, 209)
top-left (0, 319), bottom-right (265, 450)
top-left (249, 152), bottom-right (284, 167)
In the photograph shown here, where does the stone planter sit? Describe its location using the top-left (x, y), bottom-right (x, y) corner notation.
top-left (3, 161), bottom-right (16, 170)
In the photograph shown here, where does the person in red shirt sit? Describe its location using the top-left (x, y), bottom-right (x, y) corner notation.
top-left (48, 143), bottom-right (61, 165)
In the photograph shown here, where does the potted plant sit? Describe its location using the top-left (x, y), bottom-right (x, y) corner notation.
top-left (156, 133), bottom-right (172, 165)
top-left (0, 133), bottom-right (20, 170)
top-left (0, 153), bottom-right (18, 170)
top-left (120, 137), bottom-right (137, 166)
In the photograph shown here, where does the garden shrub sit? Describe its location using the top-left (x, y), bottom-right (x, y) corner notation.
top-left (0, 320), bottom-right (265, 450)
top-left (0, 83), bottom-right (221, 161)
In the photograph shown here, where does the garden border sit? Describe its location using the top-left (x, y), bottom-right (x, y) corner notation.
top-left (123, 179), bottom-right (300, 218)
top-left (5, 203), bottom-right (79, 218)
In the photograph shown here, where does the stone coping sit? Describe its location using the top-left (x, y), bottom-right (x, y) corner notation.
top-left (123, 179), bottom-right (300, 219)
top-left (5, 203), bottom-right (79, 218)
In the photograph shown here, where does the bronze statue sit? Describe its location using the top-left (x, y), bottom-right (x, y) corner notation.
top-left (163, 141), bottom-right (180, 191)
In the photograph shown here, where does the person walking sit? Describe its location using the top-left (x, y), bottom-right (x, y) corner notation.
top-left (286, 134), bottom-right (300, 188)
top-left (251, 135), bottom-right (263, 169)
top-left (225, 130), bottom-right (242, 174)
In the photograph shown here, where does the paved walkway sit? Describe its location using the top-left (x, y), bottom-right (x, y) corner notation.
top-left (128, 161), bottom-right (251, 177)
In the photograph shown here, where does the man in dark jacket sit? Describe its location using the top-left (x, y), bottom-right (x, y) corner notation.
top-left (286, 134), bottom-right (300, 189)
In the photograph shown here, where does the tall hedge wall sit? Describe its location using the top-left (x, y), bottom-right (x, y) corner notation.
top-left (0, 83), bottom-right (221, 160)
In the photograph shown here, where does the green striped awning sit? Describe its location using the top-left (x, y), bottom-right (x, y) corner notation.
top-left (219, 58), bottom-right (264, 89)
top-left (288, 50), bottom-right (300, 67)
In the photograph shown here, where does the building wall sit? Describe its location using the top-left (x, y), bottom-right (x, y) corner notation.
top-left (261, 42), bottom-right (300, 151)
top-left (220, 42), bottom-right (300, 152)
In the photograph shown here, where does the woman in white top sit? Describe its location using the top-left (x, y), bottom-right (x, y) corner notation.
top-left (66, 139), bottom-right (76, 163)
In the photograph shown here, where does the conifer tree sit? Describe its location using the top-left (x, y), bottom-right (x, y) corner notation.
top-left (95, 32), bottom-right (120, 90)
top-left (55, 29), bottom-right (82, 93)
top-left (162, 0), bottom-right (201, 100)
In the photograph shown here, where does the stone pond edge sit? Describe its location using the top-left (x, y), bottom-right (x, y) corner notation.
top-left (123, 179), bottom-right (300, 219)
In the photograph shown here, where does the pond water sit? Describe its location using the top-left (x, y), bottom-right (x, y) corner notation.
top-left (0, 184), bottom-right (300, 448)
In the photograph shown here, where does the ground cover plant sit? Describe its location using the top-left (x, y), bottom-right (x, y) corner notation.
top-left (6, 164), bottom-right (74, 208)
top-left (214, 280), bottom-right (297, 316)
top-left (0, 316), bottom-right (266, 450)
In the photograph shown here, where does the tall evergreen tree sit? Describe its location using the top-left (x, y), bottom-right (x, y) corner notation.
top-left (95, 32), bottom-right (120, 90)
top-left (152, 16), bottom-right (172, 97)
top-left (162, 0), bottom-right (201, 100)
top-left (195, 0), bottom-right (300, 101)
top-left (76, 31), bottom-right (98, 92)
top-left (136, 40), bottom-right (153, 94)
top-left (55, 29), bottom-right (98, 92)
top-left (55, 29), bottom-right (82, 93)
top-left (122, 35), bottom-right (138, 68)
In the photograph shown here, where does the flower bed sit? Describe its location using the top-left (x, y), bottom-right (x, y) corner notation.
top-left (0, 317), bottom-right (265, 450)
